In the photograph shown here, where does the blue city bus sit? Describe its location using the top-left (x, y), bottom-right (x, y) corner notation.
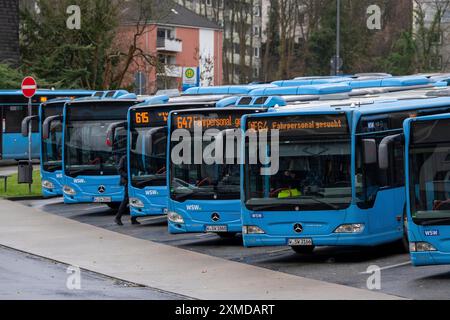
top-left (404, 113), bottom-right (450, 266)
top-left (127, 98), bottom-right (233, 218)
top-left (38, 99), bottom-right (70, 197)
top-left (241, 94), bottom-right (450, 254)
top-left (126, 84), bottom-right (281, 219)
top-left (167, 96), bottom-right (287, 236)
top-left (61, 95), bottom-right (140, 207)
top-left (0, 90), bottom-right (93, 160)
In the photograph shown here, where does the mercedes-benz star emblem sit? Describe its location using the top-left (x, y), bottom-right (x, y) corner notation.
top-left (211, 213), bottom-right (220, 222)
top-left (294, 223), bottom-right (303, 234)
top-left (98, 185), bottom-right (106, 194)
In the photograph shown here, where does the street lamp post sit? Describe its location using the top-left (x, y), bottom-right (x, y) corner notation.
top-left (336, 0), bottom-right (341, 76)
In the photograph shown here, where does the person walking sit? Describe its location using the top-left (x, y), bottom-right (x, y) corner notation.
top-left (115, 155), bottom-right (140, 226)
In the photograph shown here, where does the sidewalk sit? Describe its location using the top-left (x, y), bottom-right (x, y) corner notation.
top-left (0, 200), bottom-right (403, 300)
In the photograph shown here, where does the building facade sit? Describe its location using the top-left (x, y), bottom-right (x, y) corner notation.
top-left (175, 0), bottom-right (263, 84)
top-left (120, 1), bottom-right (223, 94)
top-left (413, 0), bottom-right (450, 72)
top-left (0, 0), bottom-right (20, 65)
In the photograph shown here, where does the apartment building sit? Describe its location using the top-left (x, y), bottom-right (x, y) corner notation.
top-left (0, 0), bottom-right (20, 65)
top-left (413, 0), bottom-right (450, 71)
top-left (175, 0), bottom-right (263, 83)
top-left (120, 1), bottom-right (223, 94)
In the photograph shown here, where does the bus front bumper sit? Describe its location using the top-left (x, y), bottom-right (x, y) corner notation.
top-left (129, 187), bottom-right (168, 218)
top-left (411, 251), bottom-right (450, 266)
top-left (243, 231), bottom-right (402, 248)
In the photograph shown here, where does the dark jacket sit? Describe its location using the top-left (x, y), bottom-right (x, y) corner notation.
top-left (118, 155), bottom-right (128, 186)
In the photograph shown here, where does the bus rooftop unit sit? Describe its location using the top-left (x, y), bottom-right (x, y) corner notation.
top-left (166, 96), bottom-right (290, 236)
top-left (183, 84), bottom-right (278, 96)
top-left (0, 89), bottom-right (93, 160)
top-left (61, 95), bottom-right (140, 207)
top-left (127, 97), bottom-right (237, 218)
top-left (241, 95), bottom-right (450, 254)
top-left (404, 113), bottom-right (450, 266)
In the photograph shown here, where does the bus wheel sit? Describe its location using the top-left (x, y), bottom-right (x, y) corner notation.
top-left (107, 203), bottom-right (120, 210)
top-left (217, 233), bottom-right (237, 239)
top-left (291, 246), bottom-right (315, 254)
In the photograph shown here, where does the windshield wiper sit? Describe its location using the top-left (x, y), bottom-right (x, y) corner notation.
top-left (135, 175), bottom-right (166, 187)
top-left (422, 217), bottom-right (450, 226)
top-left (172, 190), bottom-right (215, 201)
top-left (298, 196), bottom-right (340, 210)
top-left (248, 196), bottom-right (340, 212)
top-left (249, 204), bottom-right (291, 211)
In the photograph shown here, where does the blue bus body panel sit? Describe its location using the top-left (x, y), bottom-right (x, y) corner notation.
top-left (129, 185), bottom-right (168, 217)
top-left (2, 133), bottom-right (40, 159)
top-left (242, 188), bottom-right (405, 247)
top-left (63, 175), bottom-right (124, 204)
top-left (408, 225), bottom-right (450, 266)
top-left (168, 200), bottom-right (242, 234)
top-left (41, 170), bottom-right (64, 197)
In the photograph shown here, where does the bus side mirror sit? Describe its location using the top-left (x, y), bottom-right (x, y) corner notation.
top-left (378, 133), bottom-right (404, 170)
top-left (21, 115), bottom-right (38, 137)
top-left (106, 121), bottom-right (127, 147)
top-left (362, 139), bottom-right (377, 165)
top-left (42, 115), bottom-right (62, 140)
top-left (144, 127), bottom-right (166, 156)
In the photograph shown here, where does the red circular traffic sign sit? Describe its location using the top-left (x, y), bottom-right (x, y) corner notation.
top-left (21, 77), bottom-right (37, 98)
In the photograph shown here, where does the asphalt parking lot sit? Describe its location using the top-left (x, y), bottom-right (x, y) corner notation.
top-left (19, 197), bottom-right (450, 300)
top-left (0, 245), bottom-right (185, 300)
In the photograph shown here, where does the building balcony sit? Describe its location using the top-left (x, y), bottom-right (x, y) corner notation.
top-left (157, 65), bottom-right (182, 78)
top-left (157, 37), bottom-right (183, 53)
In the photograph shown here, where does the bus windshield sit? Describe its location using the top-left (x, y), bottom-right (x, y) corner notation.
top-left (64, 103), bottom-right (131, 177)
top-left (42, 118), bottom-right (62, 172)
top-left (244, 114), bottom-right (352, 211)
top-left (41, 104), bottom-right (65, 172)
top-left (409, 118), bottom-right (450, 224)
top-left (130, 127), bottom-right (167, 188)
top-left (170, 110), bottom-right (248, 202)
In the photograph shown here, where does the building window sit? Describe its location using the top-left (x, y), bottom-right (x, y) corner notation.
top-left (254, 47), bottom-right (260, 58)
top-left (254, 6), bottom-right (261, 17)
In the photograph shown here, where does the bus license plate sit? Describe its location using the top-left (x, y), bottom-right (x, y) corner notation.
top-left (288, 238), bottom-right (313, 246)
top-left (206, 225), bottom-right (228, 233)
top-left (94, 197), bottom-right (112, 203)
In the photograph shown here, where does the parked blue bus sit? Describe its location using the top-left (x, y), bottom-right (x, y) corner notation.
top-left (166, 80), bottom-right (439, 237)
top-left (241, 94), bottom-right (450, 254)
top-left (38, 99), bottom-right (70, 197)
top-left (404, 113), bottom-right (450, 266)
top-left (166, 96), bottom-right (287, 236)
top-left (0, 90), bottom-right (93, 160)
top-left (61, 94), bottom-right (140, 207)
top-left (127, 97), bottom-right (235, 218)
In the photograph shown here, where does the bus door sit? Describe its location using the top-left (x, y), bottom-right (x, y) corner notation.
top-left (0, 107), bottom-right (3, 159)
top-left (407, 116), bottom-right (450, 264)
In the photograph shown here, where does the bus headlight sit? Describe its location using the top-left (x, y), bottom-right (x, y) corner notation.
top-left (63, 185), bottom-right (76, 196)
top-left (410, 242), bottom-right (437, 252)
top-left (242, 226), bottom-right (265, 234)
top-left (334, 224), bottom-right (365, 234)
top-left (168, 211), bottom-right (184, 224)
top-left (129, 198), bottom-right (144, 208)
top-left (42, 180), bottom-right (54, 189)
